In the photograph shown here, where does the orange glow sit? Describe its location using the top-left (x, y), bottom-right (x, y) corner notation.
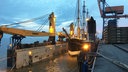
top-left (83, 44), bottom-right (89, 51)
top-left (28, 51), bottom-right (32, 56)
top-left (9, 44), bottom-right (12, 47)
top-left (86, 18), bottom-right (89, 21)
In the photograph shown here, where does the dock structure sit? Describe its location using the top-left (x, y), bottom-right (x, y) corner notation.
top-left (92, 44), bottom-right (128, 72)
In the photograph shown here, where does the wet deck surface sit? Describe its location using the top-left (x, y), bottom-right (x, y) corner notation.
top-left (93, 44), bottom-right (128, 72)
top-left (13, 53), bottom-right (79, 72)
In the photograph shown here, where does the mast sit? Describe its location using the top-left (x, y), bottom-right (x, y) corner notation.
top-left (77, 0), bottom-right (80, 39)
top-left (86, 9), bottom-right (89, 40)
top-left (83, 0), bottom-right (86, 36)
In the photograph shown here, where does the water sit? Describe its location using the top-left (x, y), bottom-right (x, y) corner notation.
top-left (0, 38), bottom-right (9, 72)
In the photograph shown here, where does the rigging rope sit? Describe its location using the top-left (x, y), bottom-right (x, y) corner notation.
top-left (8, 62), bottom-right (16, 72)
top-left (4, 13), bottom-right (49, 27)
top-left (73, 0), bottom-right (83, 28)
top-left (36, 18), bottom-right (49, 32)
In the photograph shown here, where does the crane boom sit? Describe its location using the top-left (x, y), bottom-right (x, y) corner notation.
top-left (0, 26), bottom-right (55, 36)
top-left (101, 15), bottom-right (128, 18)
top-left (97, 0), bottom-right (103, 18)
top-left (0, 12), bottom-right (57, 37)
top-left (97, 0), bottom-right (128, 18)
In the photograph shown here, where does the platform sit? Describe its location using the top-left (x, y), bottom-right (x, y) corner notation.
top-left (92, 44), bottom-right (128, 72)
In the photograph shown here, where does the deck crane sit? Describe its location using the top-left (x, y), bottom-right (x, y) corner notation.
top-left (0, 12), bottom-right (56, 37)
top-left (0, 12), bottom-right (56, 48)
top-left (97, 0), bottom-right (128, 39)
top-left (0, 12), bottom-right (66, 68)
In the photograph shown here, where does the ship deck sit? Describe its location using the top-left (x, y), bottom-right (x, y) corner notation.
top-left (92, 44), bottom-right (128, 72)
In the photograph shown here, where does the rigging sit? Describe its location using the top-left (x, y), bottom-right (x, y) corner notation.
top-left (3, 13), bottom-right (49, 27)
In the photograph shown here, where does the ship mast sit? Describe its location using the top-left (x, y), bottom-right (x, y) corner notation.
top-left (82, 0), bottom-right (86, 38)
top-left (77, 0), bottom-right (80, 39)
top-left (86, 9), bottom-right (89, 41)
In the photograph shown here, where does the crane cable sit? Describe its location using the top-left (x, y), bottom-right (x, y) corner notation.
top-left (38, 20), bottom-right (49, 32)
top-left (4, 13), bottom-right (49, 27)
top-left (36, 16), bottom-right (48, 31)
top-left (36, 18), bottom-right (49, 31)
top-left (8, 62), bottom-right (16, 72)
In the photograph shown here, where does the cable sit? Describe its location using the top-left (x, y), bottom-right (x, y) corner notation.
top-left (36, 16), bottom-right (48, 31)
top-left (8, 62), bottom-right (16, 72)
top-left (36, 18), bottom-right (49, 31)
top-left (4, 13), bottom-right (49, 27)
top-left (39, 21), bottom-right (49, 31)
top-left (37, 21), bottom-right (48, 32)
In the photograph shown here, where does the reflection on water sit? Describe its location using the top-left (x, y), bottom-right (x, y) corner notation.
top-left (13, 54), bottom-right (78, 72)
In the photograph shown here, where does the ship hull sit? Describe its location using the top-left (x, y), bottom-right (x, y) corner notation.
top-left (14, 43), bottom-right (68, 69)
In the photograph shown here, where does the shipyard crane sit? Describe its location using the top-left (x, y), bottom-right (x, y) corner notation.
top-left (98, 0), bottom-right (128, 18)
top-left (0, 12), bottom-right (56, 37)
top-left (0, 12), bottom-right (66, 69)
top-left (0, 12), bottom-right (67, 45)
top-left (0, 12), bottom-right (59, 48)
top-left (97, 0), bottom-right (128, 39)
top-left (0, 26), bottom-right (55, 37)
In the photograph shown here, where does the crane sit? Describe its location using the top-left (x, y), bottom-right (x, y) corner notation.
top-left (0, 26), bottom-right (55, 37)
top-left (0, 12), bottom-right (58, 48)
top-left (0, 12), bottom-right (56, 37)
top-left (98, 0), bottom-right (128, 18)
top-left (97, 0), bottom-right (128, 39)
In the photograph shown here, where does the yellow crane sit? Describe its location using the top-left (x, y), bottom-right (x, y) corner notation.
top-left (0, 12), bottom-right (58, 46)
top-left (0, 12), bottom-right (56, 37)
top-left (0, 12), bottom-right (67, 45)
top-left (0, 26), bottom-right (55, 37)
